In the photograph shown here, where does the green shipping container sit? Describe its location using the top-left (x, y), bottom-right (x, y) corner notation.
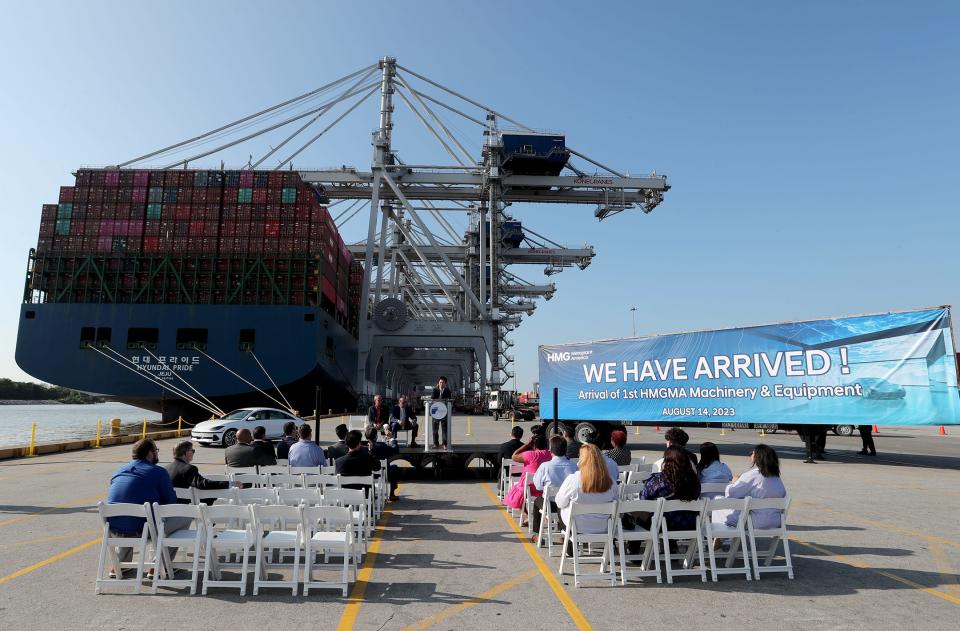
top-left (146, 203), bottom-right (162, 220)
top-left (281, 187), bottom-right (297, 204)
top-left (238, 188), bottom-right (252, 203)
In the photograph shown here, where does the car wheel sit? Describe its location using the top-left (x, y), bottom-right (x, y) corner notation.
top-left (222, 429), bottom-right (238, 447)
top-left (574, 422), bottom-right (597, 445)
top-left (834, 424), bottom-right (855, 437)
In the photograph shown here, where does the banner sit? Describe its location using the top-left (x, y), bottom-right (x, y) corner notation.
top-left (539, 306), bottom-right (960, 426)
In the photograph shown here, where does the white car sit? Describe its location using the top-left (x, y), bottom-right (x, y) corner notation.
top-left (191, 407), bottom-right (305, 447)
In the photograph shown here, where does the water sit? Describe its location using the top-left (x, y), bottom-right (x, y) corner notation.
top-left (0, 402), bottom-right (157, 448)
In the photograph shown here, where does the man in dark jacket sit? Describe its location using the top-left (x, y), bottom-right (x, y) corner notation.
top-left (389, 395), bottom-right (419, 446)
top-left (561, 426), bottom-right (583, 459)
top-left (276, 421), bottom-right (299, 460)
top-left (365, 426), bottom-right (399, 501)
top-left (165, 440), bottom-right (230, 503)
top-left (430, 376), bottom-right (452, 448)
top-left (224, 428), bottom-right (258, 467)
top-left (326, 423), bottom-right (350, 461)
top-left (251, 425), bottom-right (277, 465)
top-left (499, 426), bottom-right (524, 462)
top-left (335, 430), bottom-right (379, 488)
top-left (367, 395), bottom-right (390, 432)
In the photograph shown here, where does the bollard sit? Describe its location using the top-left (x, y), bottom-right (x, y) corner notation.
top-left (466, 416), bottom-right (472, 436)
top-left (720, 427), bottom-right (726, 436)
top-left (760, 428), bottom-right (766, 437)
top-left (177, 416), bottom-right (183, 437)
top-left (110, 418), bottom-right (122, 437)
top-left (635, 425), bottom-right (640, 435)
top-left (511, 413), bottom-right (515, 429)
top-left (95, 419), bottom-right (102, 448)
top-left (142, 417), bottom-right (147, 439)
top-left (27, 422), bottom-right (38, 457)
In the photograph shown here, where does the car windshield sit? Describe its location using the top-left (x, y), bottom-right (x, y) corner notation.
top-left (221, 409), bottom-right (254, 420)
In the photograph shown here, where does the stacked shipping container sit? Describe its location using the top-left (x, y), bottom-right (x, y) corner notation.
top-left (32, 169), bottom-right (362, 329)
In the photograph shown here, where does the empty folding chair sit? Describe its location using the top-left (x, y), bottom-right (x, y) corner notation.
top-left (746, 496), bottom-right (794, 579)
top-left (290, 465), bottom-right (321, 476)
top-left (703, 497), bottom-right (752, 581)
top-left (278, 488), bottom-right (322, 507)
top-left (304, 473), bottom-right (340, 493)
top-left (235, 488), bottom-right (278, 506)
top-left (536, 485), bottom-right (563, 556)
top-left (269, 473), bottom-right (306, 489)
top-left (231, 472), bottom-right (267, 488)
top-left (252, 504), bottom-right (304, 595)
top-left (174, 487), bottom-right (194, 503)
top-left (259, 464), bottom-right (290, 475)
top-left (151, 502), bottom-right (205, 594)
top-left (659, 499), bottom-right (707, 584)
top-left (616, 498), bottom-right (663, 585)
top-left (302, 505), bottom-right (356, 596)
top-left (323, 487), bottom-right (368, 560)
top-left (619, 482), bottom-right (645, 501)
top-left (95, 501), bottom-right (155, 594)
top-left (339, 475), bottom-right (376, 538)
top-left (626, 469), bottom-right (655, 485)
top-left (192, 488), bottom-right (237, 505)
top-left (200, 504), bottom-right (257, 595)
top-left (558, 501), bottom-right (618, 587)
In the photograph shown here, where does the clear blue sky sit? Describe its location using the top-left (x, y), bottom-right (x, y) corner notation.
top-left (2, 1), bottom-right (958, 392)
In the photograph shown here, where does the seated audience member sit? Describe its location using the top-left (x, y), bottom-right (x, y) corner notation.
top-left (531, 436), bottom-right (578, 541)
top-left (562, 426), bottom-right (582, 459)
top-left (498, 426), bottom-right (524, 463)
top-left (224, 428), bottom-right (258, 467)
top-left (287, 423), bottom-right (327, 467)
top-left (724, 444), bottom-right (786, 529)
top-left (367, 394), bottom-right (390, 432)
top-left (335, 430), bottom-right (379, 489)
top-left (107, 439), bottom-right (179, 575)
top-left (581, 427), bottom-right (620, 481)
top-left (326, 423), bottom-right (350, 461)
top-left (653, 427), bottom-right (699, 471)
top-left (365, 426), bottom-right (400, 501)
top-left (165, 440), bottom-right (230, 503)
top-left (389, 395), bottom-right (419, 446)
top-left (603, 429), bottom-right (632, 466)
top-left (504, 433), bottom-right (552, 526)
top-left (251, 425), bottom-right (277, 466)
top-left (639, 446), bottom-right (701, 530)
top-left (555, 444), bottom-right (618, 536)
top-left (698, 442), bottom-right (733, 497)
top-left (275, 421), bottom-right (298, 460)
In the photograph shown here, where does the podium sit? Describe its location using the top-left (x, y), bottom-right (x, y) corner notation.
top-left (426, 399), bottom-right (453, 451)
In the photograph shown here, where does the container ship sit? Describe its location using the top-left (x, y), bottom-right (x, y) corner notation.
top-left (16, 168), bottom-right (362, 421)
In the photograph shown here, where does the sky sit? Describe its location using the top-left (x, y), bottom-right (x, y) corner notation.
top-left (1, 1), bottom-right (958, 393)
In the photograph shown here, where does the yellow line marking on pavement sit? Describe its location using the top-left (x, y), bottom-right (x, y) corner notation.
top-left (480, 483), bottom-right (593, 631)
top-left (400, 569), bottom-right (539, 631)
top-left (336, 505), bottom-right (394, 631)
top-left (0, 529), bottom-right (101, 549)
top-left (0, 538), bottom-right (101, 587)
top-left (929, 540), bottom-right (960, 598)
top-left (0, 493), bottom-right (106, 529)
top-left (793, 538), bottom-right (960, 606)
top-left (800, 502), bottom-right (960, 551)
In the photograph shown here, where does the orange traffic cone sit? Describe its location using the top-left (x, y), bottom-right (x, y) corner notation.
top-left (872, 424), bottom-right (879, 433)
top-left (655, 426), bottom-right (660, 431)
top-left (939, 426), bottom-right (947, 436)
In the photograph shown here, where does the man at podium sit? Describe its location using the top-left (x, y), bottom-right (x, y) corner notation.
top-left (431, 376), bottom-right (452, 449)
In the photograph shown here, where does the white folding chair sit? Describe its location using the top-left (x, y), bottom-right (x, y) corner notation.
top-left (200, 504), bottom-right (256, 595)
top-left (499, 460), bottom-right (522, 501)
top-left (626, 469), bottom-right (655, 485)
top-left (225, 465), bottom-right (258, 476)
top-left (703, 497), bottom-right (752, 581)
top-left (269, 473), bottom-right (306, 489)
top-left (302, 505), bottom-right (356, 596)
top-left (235, 488), bottom-right (278, 506)
top-left (202, 473), bottom-right (232, 484)
top-left (252, 504), bottom-right (304, 595)
top-left (278, 488), bottom-right (323, 507)
top-left (660, 499), bottom-right (707, 584)
top-left (231, 472), bottom-right (267, 488)
top-left (290, 465), bottom-right (321, 476)
top-left (95, 502), bottom-right (154, 594)
top-left (174, 487), bottom-right (194, 503)
top-left (700, 482), bottom-right (729, 499)
top-left (323, 487), bottom-right (368, 559)
top-left (259, 464), bottom-right (290, 475)
top-left (276, 458), bottom-right (289, 467)
top-left (619, 482), bottom-right (644, 501)
top-left (320, 465), bottom-right (337, 475)
top-left (522, 479), bottom-right (539, 532)
top-left (304, 473), bottom-right (340, 492)
top-left (536, 485), bottom-right (563, 556)
top-left (151, 503), bottom-right (205, 594)
top-left (616, 498), bottom-right (663, 585)
top-left (192, 488), bottom-right (237, 505)
top-left (339, 475), bottom-right (376, 539)
top-left (558, 501), bottom-right (618, 587)
top-left (746, 496), bottom-right (794, 579)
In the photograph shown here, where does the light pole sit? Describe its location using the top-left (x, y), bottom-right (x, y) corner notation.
top-left (630, 306), bottom-right (637, 337)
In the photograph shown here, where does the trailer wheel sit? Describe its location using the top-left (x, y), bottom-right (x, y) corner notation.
top-left (833, 424), bottom-right (855, 437)
top-left (574, 422), bottom-right (597, 445)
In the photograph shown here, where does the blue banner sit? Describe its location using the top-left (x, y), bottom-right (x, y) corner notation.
top-left (539, 307), bottom-right (960, 426)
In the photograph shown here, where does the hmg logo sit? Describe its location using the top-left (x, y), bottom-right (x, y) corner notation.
top-left (546, 351), bottom-right (571, 362)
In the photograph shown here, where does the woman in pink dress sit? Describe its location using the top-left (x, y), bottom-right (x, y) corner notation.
top-left (504, 431), bottom-right (552, 525)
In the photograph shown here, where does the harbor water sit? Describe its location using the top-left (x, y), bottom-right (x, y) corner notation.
top-left (0, 402), bottom-right (155, 448)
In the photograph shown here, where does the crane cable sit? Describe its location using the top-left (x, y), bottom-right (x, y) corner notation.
top-left (194, 348), bottom-right (290, 412)
top-left (249, 351), bottom-right (294, 412)
top-left (141, 346), bottom-right (225, 416)
top-left (88, 345), bottom-right (221, 417)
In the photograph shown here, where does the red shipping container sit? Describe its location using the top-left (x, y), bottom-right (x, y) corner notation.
top-left (36, 237), bottom-right (52, 252)
top-left (322, 277), bottom-right (337, 303)
top-left (133, 171), bottom-right (150, 187)
top-left (268, 188), bottom-right (281, 204)
top-left (127, 237), bottom-right (142, 253)
top-left (232, 236), bottom-right (247, 252)
top-left (178, 187), bottom-right (193, 204)
top-left (239, 171), bottom-right (254, 187)
top-left (189, 221), bottom-right (204, 236)
top-left (117, 187), bottom-right (132, 203)
top-left (97, 236), bottom-right (112, 252)
top-left (59, 187), bottom-right (75, 202)
top-left (143, 236), bottom-right (159, 252)
top-left (252, 188), bottom-right (267, 204)
top-left (224, 187), bottom-right (238, 203)
top-left (104, 171), bottom-right (121, 187)
top-left (41, 204), bottom-right (58, 221)
top-left (205, 221), bottom-right (218, 237)
top-left (132, 187), bottom-right (147, 203)
top-left (103, 188), bottom-right (119, 203)
top-left (193, 188), bottom-right (207, 204)
top-left (337, 297), bottom-right (347, 315)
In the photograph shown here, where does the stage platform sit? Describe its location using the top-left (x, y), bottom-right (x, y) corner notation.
top-left (389, 443), bottom-right (501, 479)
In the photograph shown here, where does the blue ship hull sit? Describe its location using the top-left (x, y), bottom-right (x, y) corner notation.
top-left (16, 303), bottom-right (358, 420)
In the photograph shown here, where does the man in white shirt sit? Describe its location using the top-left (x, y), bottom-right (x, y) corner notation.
top-left (530, 437), bottom-right (579, 541)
